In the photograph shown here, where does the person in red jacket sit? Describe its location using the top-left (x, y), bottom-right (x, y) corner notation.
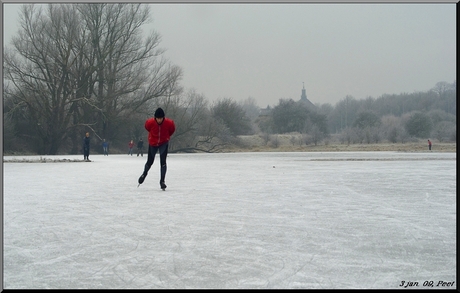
top-left (138, 108), bottom-right (176, 190)
top-left (128, 139), bottom-right (135, 156)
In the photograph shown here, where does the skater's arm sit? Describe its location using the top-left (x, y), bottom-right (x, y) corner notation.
top-left (145, 118), bottom-right (154, 131)
top-left (169, 120), bottom-right (176, 136)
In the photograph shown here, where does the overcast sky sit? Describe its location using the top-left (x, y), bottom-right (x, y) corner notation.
top-left (2, 3), bottom-right (456, 107)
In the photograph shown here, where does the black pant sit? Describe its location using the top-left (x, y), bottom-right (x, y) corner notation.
top-left (143, 143), bottom-right (168, 182)
top-left (83, 148), bottom-right (89, 160)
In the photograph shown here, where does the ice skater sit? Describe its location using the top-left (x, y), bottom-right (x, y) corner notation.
top-left (138, 108), bottom-right (175, 190)
top-left (83, 132), bottom-right (91, 161)
top-left (428, 139), bottom-right (432, 151)
top-left (137, 138), bottom-right (144, 157)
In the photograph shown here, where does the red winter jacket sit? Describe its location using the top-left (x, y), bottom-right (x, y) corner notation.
top-left (145, 117), bottom-right (176, 147)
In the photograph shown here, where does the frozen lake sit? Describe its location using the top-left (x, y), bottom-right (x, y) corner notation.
top-left (2, 151), bottom-right (457, 289)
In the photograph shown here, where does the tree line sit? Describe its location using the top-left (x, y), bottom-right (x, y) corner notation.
top-left (259, 80), bottom-right (456, 147)
top-left (3, 4), bottom-right (456, 155)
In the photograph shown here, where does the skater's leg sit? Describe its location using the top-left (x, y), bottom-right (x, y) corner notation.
top-left (143, 145), bottom-right (159, 175)
top-left (159, 143), bottom-right (169, 184)
top-left (139, 146), bottom-right (158, 184)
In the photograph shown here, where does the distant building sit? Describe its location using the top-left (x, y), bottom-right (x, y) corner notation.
top-left (258, 105), bottom-right (272, 117)
top-left (299, 82), bottom-right (316, 110)
top-left (300, 82), bottom-right (308, 101)
top-left (257, 83), bottom-right (316, 118)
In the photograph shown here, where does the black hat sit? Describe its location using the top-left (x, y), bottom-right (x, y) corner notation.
top-left (154, 108), bottom-right (165, 118)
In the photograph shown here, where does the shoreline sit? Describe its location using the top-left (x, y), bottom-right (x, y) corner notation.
top-left (3, 142), bottom-right (456, 156)
top-left (222, 142), bottom-right (457, 153)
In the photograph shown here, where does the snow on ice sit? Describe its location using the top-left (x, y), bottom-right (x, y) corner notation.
top-left (2, 151), bottom-right (456, 289)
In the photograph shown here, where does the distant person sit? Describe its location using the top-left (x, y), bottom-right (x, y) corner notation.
top-left (138, 107), bottom-right (176, 190)
top-left (428, 139), bottom-right (432, 151)
top-left (83, 132), bottom-right (91, 161)
top-left (137, 138), bottom-right (144, 157)
top-left (102, 139), bottom-right (109, 156)
top-left (128, 139), bottom-right (135, 156)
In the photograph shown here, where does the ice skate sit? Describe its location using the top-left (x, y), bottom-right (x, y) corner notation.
top-left (138, 174), bottom-right (146, 185)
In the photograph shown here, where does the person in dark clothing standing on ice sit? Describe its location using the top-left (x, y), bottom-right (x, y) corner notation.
top-left (138, 108), bottom-right (175, 190)
top-left (102, 139), bottom-right (109, 156)
top-left (137, 138), bottom-right (144, 157)
top-left (428, 139), bottom-right (432, 151)
top-left (83, 132), bottom-right (91, 161)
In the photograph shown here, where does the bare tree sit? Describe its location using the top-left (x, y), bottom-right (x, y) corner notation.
top-left (4, 3), bottom-right (182, 154)
top-left (4, 4), bottom-right (83, 154)
top-left (239, 96), bottom-right (260, 123)
top-left (433, 121), bottom-right (456, 142)
top-left (76, 3), bottom-right (182, 142)
top-left (211, 98), bottom-right (253, 135)
top-left (310, 125), bottom-right (325, 146)
top-left (192, 112), bottom-right (233, 153)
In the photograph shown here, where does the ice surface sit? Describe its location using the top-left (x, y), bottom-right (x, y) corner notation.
top-left (3, 152), bottom-right (457, 289)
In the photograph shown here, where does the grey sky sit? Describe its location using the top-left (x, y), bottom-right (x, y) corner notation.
top-left (2, 3), bottom-right (456, 107)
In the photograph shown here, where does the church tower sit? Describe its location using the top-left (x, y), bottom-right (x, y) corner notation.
top-left (300, 82), bottom-right (307, 101)
top-left (299, 82), bottom-right (316, 110)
